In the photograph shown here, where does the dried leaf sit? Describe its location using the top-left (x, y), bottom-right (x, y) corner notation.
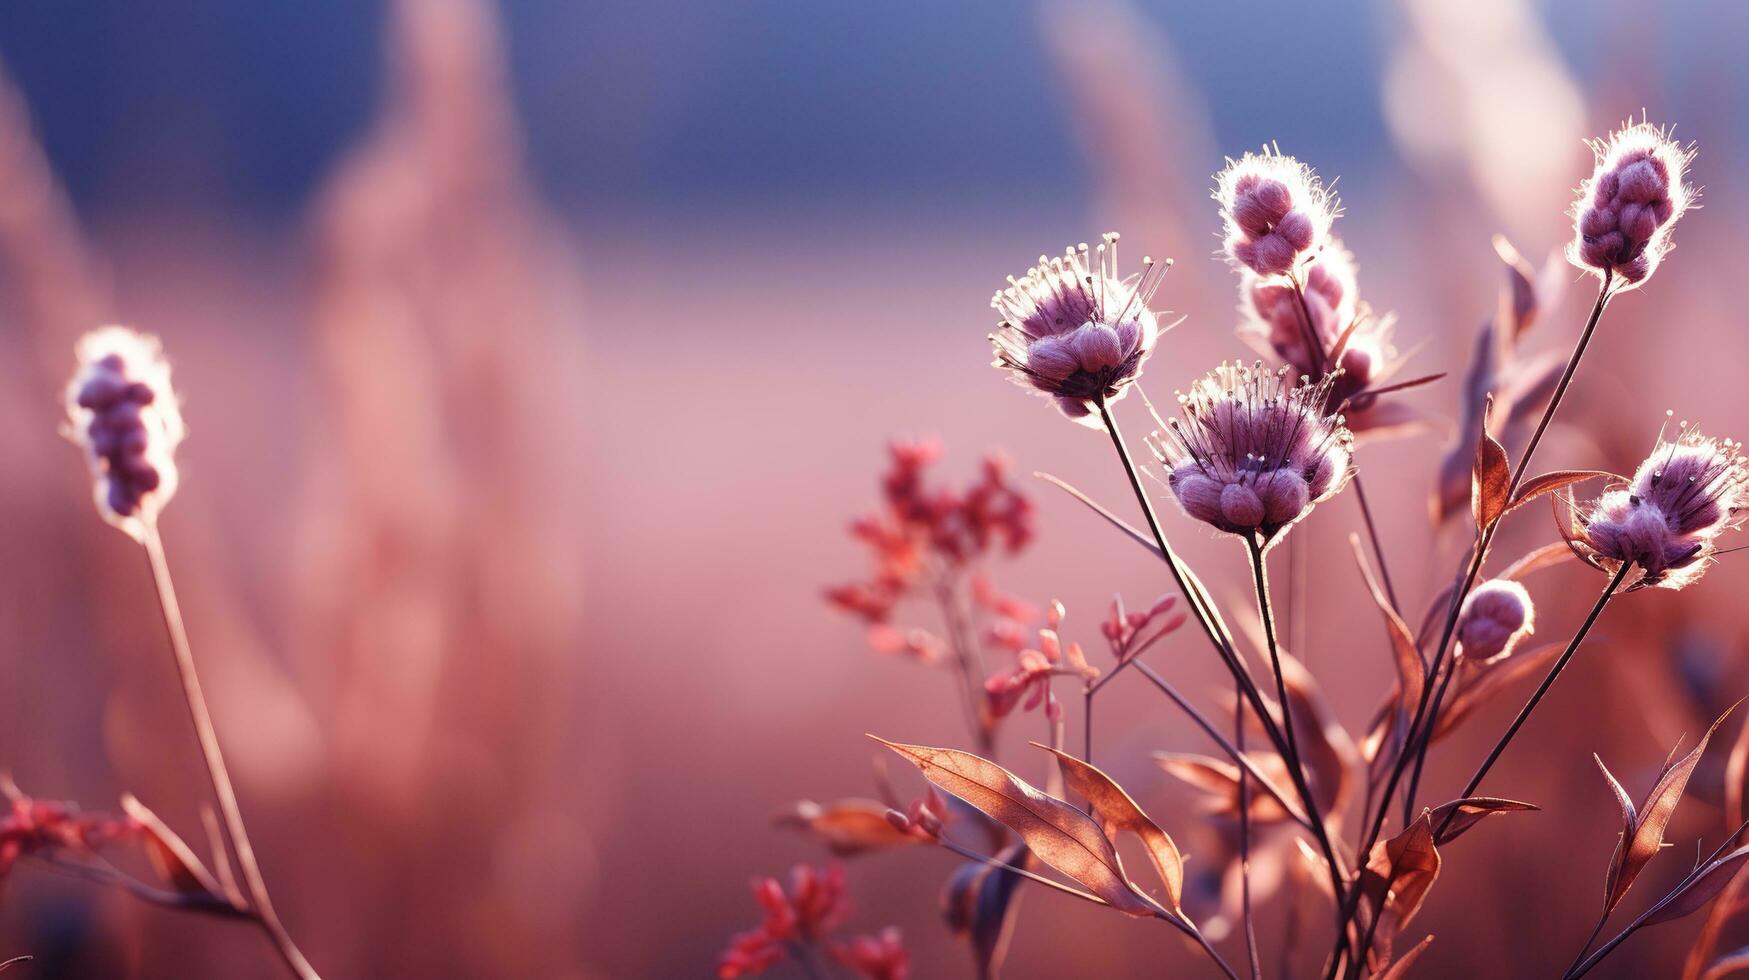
top-left (1684, 871), bottom-right (1749, 980)
top-left (872, 736), bottom-right (1164, 917)
top-left (1350, 535), bottom-right (1425, 785)
top-left (1432, 326), bottom-right (1495, 525)
top-left (1494, 233), bottom-right (1539, 339)
top-left (1427, 797), bottom-right (1539, 845)
top-left (1472, 395), bottom-right (1511, 531)
top-left (1506, 470), bottom-right (1615, 514)
top-left (1038, 745), bottom-right (1183, 911)
top-left (1359, 813), bottom-right (1442, 964)
top-left (119, 794), bottom-right (229, 901)
top-left (1498, 542), bottom-right (1574, 582)
top-left (943, 840), bottom-right (1029, 979)
top-left (775, 799), bottom-right (919, 856)
top-left (1432, 641), bottom-right (1564, 741)
top-left (1375, 934), bottom-right (1436, 980)
top-left (1277, 650), bottom-right (1359, 819)
top-left (1604, 705), bottom-right (1738, 913)
top-left (1644, 845), bottom-right (1749, 927)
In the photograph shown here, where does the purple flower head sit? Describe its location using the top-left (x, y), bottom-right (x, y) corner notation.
top-left (1456, 579), bottom-right (1535, 662)
top-left (1569, 120), bottom-right (1695, 291)
top-left (990, 232), bottom-right (1167, 425)
top-left (1151, 361), bottom-right (1354, 543)
top-left (1215, 149), bottom-right (1337, 279)
top-left (1569, 418), bottom-right (1745, 590)
top-left (64, 327), bottom-right (185, 539)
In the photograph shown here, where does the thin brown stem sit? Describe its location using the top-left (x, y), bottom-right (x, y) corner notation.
top-left (142, 523), bottom-right (320, 980)
top-left (1236, 685), bottom-right (1261, 980)
top-left (1350, 475), bottom-right (1399, 615)
top-left (1245, 535), bottom-right (1312, 811)
top-left (935, 582), bottom-right (995, 758)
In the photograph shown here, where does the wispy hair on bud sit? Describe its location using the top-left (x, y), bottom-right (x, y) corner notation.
top-left (64, 326), bottom-right (185, 539)
top-left (989, 232), bottom-right (1169, 425)
top-left (1215, 148), bottom-right (1337, 279)
top-left (1569, 119), bottom-right (1696, 290)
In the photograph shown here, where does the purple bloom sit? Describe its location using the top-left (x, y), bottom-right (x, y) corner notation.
top-left (1152, 362), bottom-right (1353, 542)
top-left (1216, 150), bottom-right (1336, 280)
top-left (1569, 120), bottom-right (1695, 290)
top-left (990, 232), bottom-right (1167, 424)
top-left (1456, 580), bottom-right (1535, 662)
top-left (64, 327), bottom-right (185, 538)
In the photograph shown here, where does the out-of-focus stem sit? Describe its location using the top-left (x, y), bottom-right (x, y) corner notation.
top-left (935, 582), bottom-right (994, 758)
top-left (142, 523), bottom-right (321, 980)
top-left (1236, 685), bottom-right (1261, 980)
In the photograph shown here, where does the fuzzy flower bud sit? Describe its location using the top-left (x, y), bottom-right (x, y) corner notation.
top-left (1152, 362), bottom-right (1354, 542)
top-left (1569, 419), bottom-right (1745, 590)
top-left (64, 327), bottom-right (185, 539)
top-left (1216, 149), bottom-right (1337, 279)
top-left (1455, 579), bottom-right (1535, 661)
top-left (990, 232), bottom-right (1167, 424)
top-left (1569, 120), bottom-right (1695, 290)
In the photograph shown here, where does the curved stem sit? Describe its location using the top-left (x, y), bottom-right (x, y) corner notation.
top-left (1438, 562), bottom-right (1629, 837)
top-left (1236, 685), bottom-right (1261, 980)
top-left (1564, 910), bottom-right (1610, 978)
top-left (142, 524), bottom-right (320, 980)
top-left (1095, 398), bottom-right (1351, 919)
top-left (1245, 535), bottom-right (1312, 811)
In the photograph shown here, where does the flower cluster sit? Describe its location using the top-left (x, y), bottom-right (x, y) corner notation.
top-left (64, 327), bottom-right (186, 538)
top-left (1153, 362), bottom-right (1354, 542)
top-left (1216, 149), bottom-right (1336, 278)
top-left (984, 601), bottom-right (1099, 720)
top-left (1570, 120), bottom-right (1695, 289)
top-left (1569, 421), bottom-right (1746, 590)
top-left (825, 441), bottom-right (1034, 659)
top-left (0, 793), bottom-right (141, 880)
top-left (717, 864), bottom-right (907, 980)
top-left (990, 232), bottom-right (1166, 424)
top-left (1455, 579), bottom-right (1535, 661)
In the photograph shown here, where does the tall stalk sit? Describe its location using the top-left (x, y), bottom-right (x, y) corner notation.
top-left (142, 523), bottom-right (320, 980)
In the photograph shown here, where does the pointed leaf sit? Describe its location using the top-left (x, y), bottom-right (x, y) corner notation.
top-left (1038, 745), bottom-right (1183, 911)
top-left (1645, 845), bottom-right (1749, 927)
top-left (1376, 934), bottom-right (1436, 980)
top-left (1472, 395), bottom-right (1511, 531)
top-left (871, 736), bottom-right (1164, 917)
top-left (1506, 470), bottom-right (1616, 514)
top-left (1427, 797), bottom-right (1539, 845)
top-left (1607, 705), bottom-right (1738, 913)
top-left (1433, 326), bottom-right (1495, 525)
top-left (775, 799), bottom-right (920, 856)
top-left (1498, 542), bottom-right (1575, 582)
top-left (1359, 813), bottom-right (1442, 963)
top-left (1350, 534), bottom-right (1424, 781)
top-left (119, 794), bottom-right (229, 902)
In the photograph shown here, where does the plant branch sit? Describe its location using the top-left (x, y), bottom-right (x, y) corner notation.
top-left (142, 523), bottom-right (320, 980)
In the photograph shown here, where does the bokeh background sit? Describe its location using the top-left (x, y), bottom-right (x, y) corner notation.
top-left (0, 0), bottom-right (1747, 976)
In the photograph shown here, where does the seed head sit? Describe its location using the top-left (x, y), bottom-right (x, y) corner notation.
top-left (64, 327), bottom-right (185, 539)
top-left (1569, 120), bottom-right (1695, 290)
top-left (1455, 579), bottom-right (1535, 661)
top-left (1215, 149), bottom-right (1337, 279)
top-left (990, 232), bottom-right (1167, 424)
top-left (1569, 418), bottom-right (1745, 590)
top-left (1151, 361), bottom-right (1354, 543)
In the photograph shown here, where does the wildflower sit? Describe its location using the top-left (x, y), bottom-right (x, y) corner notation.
top-left (717, 864), bottom-right (853, 979)
top-left (1153, 362), bottom-right (1354, 542)
top-left (989, 232), bottom-right (1167, 424)
top-left (0, 793), bottom-right (140, 881)
top-left (984, 613), bottom-right (1098, 719)
top-left (1567, 419), bottom-right (1746, 590)
top-left (1569, 120), bottom-right (1695, 289)
top-left (831, 928), bottom-right (910, 980)
top-left (1216, 149), bottom-right (1337, 279)
top-left (1455, 580), bottom-right (1535, 661)
top-left (64, 327), bottom-right (186, 539)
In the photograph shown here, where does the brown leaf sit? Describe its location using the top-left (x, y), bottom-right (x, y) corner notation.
top-left (1154, 753), bottom-right (1295, 825)
top-left (1427, 797), bottom-right (1539, 845)
top-left (1432, 641), bottom-right (1564, 741)
top-left (1359, 813), bottom-right (1442, 965)
top-left (943, 840), bottom-right (1029, 979)
top-left (1375, 933), bottom-right (1436, 980)
top-left (1506, 470), bottom-right (1615, 514)
top-left (1604, 705), bottom-right (1738, 913)
top-left (1350, 535), bottom-right (1425, 785)
top-left (872, 736), bottom-right (1164, 917)
top-left (775, 799), bottom-right (920, 856)
top-left (1277, 650), bottom-right (1359, 820)
top-left (1038, 745), bottom-right (1183, 911)
top-left (1494, 233), bottom-right (1539, 339)
top-left (119, 794), bottom-right (230, 902)
top-left (1472, 395), bottom-right (1511, 531)
top-left (1644, 845), bottom-right (1749, 928)
top-left (1433, 326), bottom-right (1496, 525)
top-left (1498, 542), bottom-right (1575, 582)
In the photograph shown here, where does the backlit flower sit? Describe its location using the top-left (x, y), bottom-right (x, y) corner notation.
top-left (1152, 362), bottom-right (1353, 542)
top-left (1455, 579), bottom-right (1535, 661)
top-left (1216, 149), bottom-right (1337, 279)
top-left (1569, 120), bottom-right (1695, 290)
top-left (64, 327), bottom-right (186, 539)
top-left (990, 232), bottom-right (1166, 424)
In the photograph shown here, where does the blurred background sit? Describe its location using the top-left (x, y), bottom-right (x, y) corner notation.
top-left (0, 0), bottom-right (1747, 976)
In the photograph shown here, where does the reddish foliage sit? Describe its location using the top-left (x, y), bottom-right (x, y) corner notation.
top-left (831, 927), bottom-right (911, 980)
top-left (717, 864), bottom-right (906, 979)
top-left (0, 795), bottom-right (141, 879)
